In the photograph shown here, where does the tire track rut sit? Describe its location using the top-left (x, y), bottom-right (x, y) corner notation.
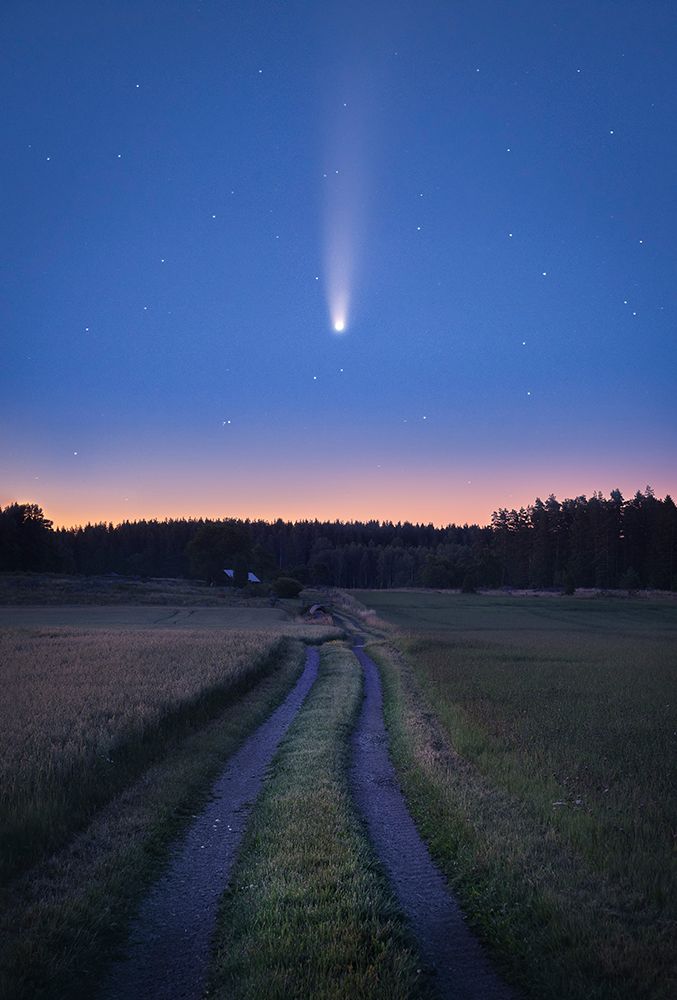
top-left (100, 646), bottom-right (319, 1000)
top-left (350, 638), bottom-right (516, 1000)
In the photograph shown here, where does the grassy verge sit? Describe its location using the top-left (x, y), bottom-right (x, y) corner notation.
top-left (0, 641), bottom-right (306, 1000)
top-left (208, 642), bottom-right (426, 1000)
top-left (371, 636), bottom-right (676, 1000)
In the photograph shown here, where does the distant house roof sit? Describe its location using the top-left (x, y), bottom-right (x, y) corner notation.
top-left (224, 569), bottom-right (261, 583)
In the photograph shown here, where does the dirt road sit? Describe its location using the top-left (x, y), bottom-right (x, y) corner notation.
top-left (350, 638), bottom-right (516, 1000)
top-left (99, 647), bottom-right (319, 1000)
top-left (99, 633), bottom-right (515, 999)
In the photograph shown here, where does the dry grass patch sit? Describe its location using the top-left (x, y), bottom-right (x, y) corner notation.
top-left (0, 626), bottom-right (299, 880)
top-left (0, 643), bottom-right (307, 1000)
top-left (0, 572), bottom-right (264, 606)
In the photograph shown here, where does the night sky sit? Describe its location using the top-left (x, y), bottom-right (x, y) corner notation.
top-left (3, 1), bottom-right (676, 527)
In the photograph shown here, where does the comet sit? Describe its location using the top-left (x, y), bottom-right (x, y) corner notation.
top-left (323, 87), bottom-right (370, 336)
top-left (325, 179), bottom-right (355, 334)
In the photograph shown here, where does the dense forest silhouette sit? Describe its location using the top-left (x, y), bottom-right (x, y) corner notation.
top-left (1, 488), bottom-right (675, 591)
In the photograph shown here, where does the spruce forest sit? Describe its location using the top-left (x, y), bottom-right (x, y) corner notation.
top-left (1, 487), bottom-right (675, 592)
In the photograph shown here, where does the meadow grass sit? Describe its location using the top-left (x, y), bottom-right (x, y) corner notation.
top-left (0, 604), bottom-right (300, 629)
top-left (0, 625), bottom-right (335, 882)
top-left (352, 588), bottom-right (677, 636)
top-left (0, 572), bottom-right (274, 606)
top-left (354, 591), bottom-right (677, 999)
top-left (208, 642), bottom-right (426, 1000)
top-left (0, 641), bottom-right (307, 1000)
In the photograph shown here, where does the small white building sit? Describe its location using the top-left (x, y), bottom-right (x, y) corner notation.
top-left (224, 569), bottom-right (261, 583)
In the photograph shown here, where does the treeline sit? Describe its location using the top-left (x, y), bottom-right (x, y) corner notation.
top-left (0, 487), bottom-right (675, 591)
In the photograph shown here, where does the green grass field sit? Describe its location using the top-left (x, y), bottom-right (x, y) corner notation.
top-left (353, 590), bottom-right (677, 999)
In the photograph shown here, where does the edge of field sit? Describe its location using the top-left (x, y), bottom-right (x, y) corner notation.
top-left (2, 632), bottom-right (289, 883)
top-left (353, 592), bottom-right (676, 1000)
top-left (0, 639), bottom-right (310, 1000)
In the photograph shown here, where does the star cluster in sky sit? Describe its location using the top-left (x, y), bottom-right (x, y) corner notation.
top-left (1, 0), bottom-right (676, 526)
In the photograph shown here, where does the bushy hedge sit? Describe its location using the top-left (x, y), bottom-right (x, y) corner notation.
top-left (273, 577), bottom-right (304, 598)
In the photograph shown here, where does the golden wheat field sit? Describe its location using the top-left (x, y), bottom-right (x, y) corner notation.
top-left (0, 626), bottom-right (299, 880)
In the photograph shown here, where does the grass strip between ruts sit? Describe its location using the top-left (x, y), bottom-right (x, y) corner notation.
top-left (0, 641), bottom-right (308, 1000)
top-left (370, 639), bottom-right (676, 1000)
top-left (208, 641), bottom-right (427, 1000)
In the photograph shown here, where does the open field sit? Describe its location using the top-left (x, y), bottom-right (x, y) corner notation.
top-left (353, 588), bottom-right (677, 633)
top-left (0, 604), bottom-right (293, 629)
top-left (353, 590), bottom-right (677, 999)
top-left (0, 621), bottom-right (338, 883)
top-left (209, 643), bottom-right (424, 1000)
top-left (0, 572), bottom-right (269, 606)
top-left (3, 586), bottom-right (673, 998)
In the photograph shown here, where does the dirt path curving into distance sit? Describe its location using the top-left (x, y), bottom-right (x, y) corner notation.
top-left (100, 646), bottom-right (319, 1000)
top-left (350, 638), bottom-right (516, 1000)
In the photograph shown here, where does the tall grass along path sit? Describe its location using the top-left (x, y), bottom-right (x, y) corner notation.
top-left (99, 646), bottom-right (319, 1000)
top-left (350, 637), bottom-right (516, 1000)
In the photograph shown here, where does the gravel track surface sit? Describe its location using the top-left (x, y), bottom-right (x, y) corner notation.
top-left (99, 646), bottom-right (319, 1000)
top-left (350, 639), bottom-right (516, 1000)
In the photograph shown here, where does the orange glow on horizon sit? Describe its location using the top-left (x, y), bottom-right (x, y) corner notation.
top-left (13, 462), bottom-right (675, 531)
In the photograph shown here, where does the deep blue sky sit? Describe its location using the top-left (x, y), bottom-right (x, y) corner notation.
top-left (2, 1), bottom-right (676, 525)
